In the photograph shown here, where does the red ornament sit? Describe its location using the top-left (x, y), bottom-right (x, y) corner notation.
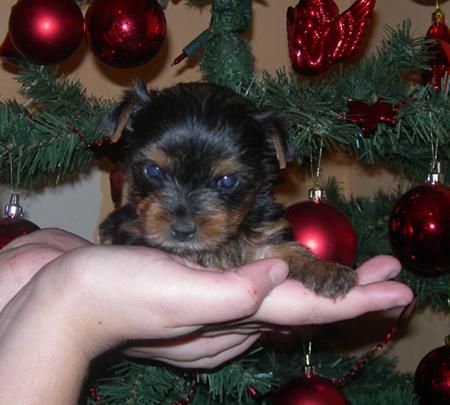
top-left (414, 343), bottom-right (450, 405)
top-left (286, 196), bottom-right (357, 267)
top-left (286, 0), bottom-right (375, 75)
top-left (8, 0), bottom-right (84, 65)
top-left (346, 99), bottom-right (399, 134)
top-left (85, 0), bottom-right (166, 69)
top-left (0, 193), bottom-right (39, 250)
top-left (273, 372), bottom-right (348, 405)
top-left (425, 7), bottom-right (450, 89)
top-left (0, 33), bottom-right (23, 64)
top-left (110, 166), bottom-right (125, 208)
top-left (389, 181), bottom-right (450, 275)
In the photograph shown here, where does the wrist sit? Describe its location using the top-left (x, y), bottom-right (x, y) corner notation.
top-left (0, 270), bottom-right (91, 403)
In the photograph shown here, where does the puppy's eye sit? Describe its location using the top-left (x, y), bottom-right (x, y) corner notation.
top-left (217, 175), bottom-right (238, 189)
top-left (145, 164), bottom-right (162, 179)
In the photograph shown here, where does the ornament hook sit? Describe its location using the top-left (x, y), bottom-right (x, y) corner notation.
top-left (309, 139), bottom-right (326, 201)
top-left (302, 338), bottom-right (315, 376)
top-left (428, 113), bottom-right (444, 184)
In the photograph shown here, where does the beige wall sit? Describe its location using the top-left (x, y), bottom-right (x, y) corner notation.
top-left (0, 0), bottom-right (447, 373)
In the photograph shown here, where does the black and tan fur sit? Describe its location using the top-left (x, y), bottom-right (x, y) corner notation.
top-left (99, 82), bottom-right (356, 298)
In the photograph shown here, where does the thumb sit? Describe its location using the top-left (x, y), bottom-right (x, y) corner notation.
top-left (170, 258), bottom-right (290, 327)
top-left (232, 257), bottom-right (289, 298)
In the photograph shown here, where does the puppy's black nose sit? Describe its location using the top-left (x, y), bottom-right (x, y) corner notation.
top-left (170, 220), bottom-right (196, 241)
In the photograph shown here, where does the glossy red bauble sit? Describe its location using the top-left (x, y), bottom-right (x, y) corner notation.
top-left (0, 193), bottom-right (40, 249)
top-left (273, 373), bottom-right (348, 405)
top-left (414, 344), bottom-right (450, 405)
top-left (0, 217), bottom-right (40, 249)
top-left (286, 200), bottom-right (357, 267)
top-left (8, 0), bottom-right (84, 65)
top-left (389, 183), bottom-right (450, 275)
top-left (286, 0), bottom-right (375, 75)
top-left (0, 33), bottom-right (23, 64)
top-left (85, 0), bottom-right (166, 69)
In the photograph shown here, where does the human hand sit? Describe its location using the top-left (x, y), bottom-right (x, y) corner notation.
top-left (0, 229), bottom-right (289, 403)
top-left (3, 230), bottom-right (411, 359)
top-left (0, 229), bottom-right (413, 404)
top-left (0, 228), bottom-right (289, 369)
top-left (251, 254), bottom-right (413, 325)
top-left (0, 228), bottom-right (91, 311)
top-left (126, 255), bottom-right (414, 368)
top-left (0, 229), bottom-right (413, 371)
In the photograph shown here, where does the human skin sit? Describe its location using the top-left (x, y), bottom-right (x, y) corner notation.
top-left (0, 229), bottom-right (413, 404)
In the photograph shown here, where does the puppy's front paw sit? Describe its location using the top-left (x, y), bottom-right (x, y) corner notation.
top-left (290, 260), bottom-right (357, 299)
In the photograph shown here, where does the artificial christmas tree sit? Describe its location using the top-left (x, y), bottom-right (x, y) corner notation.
top-left (0, 1), bottom-right (449, 403)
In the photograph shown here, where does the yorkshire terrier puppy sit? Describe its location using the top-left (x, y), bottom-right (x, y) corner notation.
top-left (99, 82), bottom-right (356, 298)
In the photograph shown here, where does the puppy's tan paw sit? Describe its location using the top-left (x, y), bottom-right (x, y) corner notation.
top-left (290, 260), bottom-right (357, 299)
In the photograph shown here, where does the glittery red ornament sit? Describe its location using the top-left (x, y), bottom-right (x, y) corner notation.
top-left (85, 0), bottom-right (166, 69)
top-left (286, 197), bottom-right (357, 267)
top-left (389, 182), bottom-right (450, 275)
top-left (286, 0), bottom-right (375, 75)
top-left (414, 343), bottom-right (450, 405)
top-left (425, 7), bottom-right (450, 89)
top-left (0, 193), bottom-right (39, 250)
top-left (346, 99), bottom-right (399, 134)
top-left (8, 0), bottom-right (84, 65)
top-left (273, 372), bottom-right (348, 405)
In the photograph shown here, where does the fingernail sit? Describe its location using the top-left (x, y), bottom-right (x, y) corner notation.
top-left (269, 262), bottom-right (289, 285)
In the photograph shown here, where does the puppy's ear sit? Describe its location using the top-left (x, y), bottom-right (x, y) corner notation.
top-left (104, 81), bottom-right (152, 142)
top-left (254, 110), bottom-right (294, 170)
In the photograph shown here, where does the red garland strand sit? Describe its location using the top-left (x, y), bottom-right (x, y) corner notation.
top-left (67, 122), bottom-right (124, 163)
top-left (170, 375), bottom-right (199, 405)
top-left (333, 300), bottom-right (415, 386)
top-left (89, 375), bottom-right (199, 404)
top-left (67, 122), bottom-right (112, 151)
top-left (89, 386), bottom-right (101, 403)
top-left (88, 291), bottom-right (415, 402)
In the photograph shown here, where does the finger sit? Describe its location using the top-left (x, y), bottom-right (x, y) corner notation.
top-left (70, 247), bottom-right (288, 341)
top-left (0, 245), bottom-right (65, 310)
top-left (357, 255), bottom-right (402, 285)
top-left (200, 324), bottom-right (292, 336)
top-left (252, 278), bottom-right (414, 326)
top-left (182, 258), bottom-right (288, 325)
top-left (2, 228), bottom-right (90, 252)
top-left (131, 255), bottom-right (289, 329)
top-left (149, 334), bottom-right (260, 369)
top-left (307, 281), bottom-right (414, 323)
top-left (123, 333), bottom-right (259, 362)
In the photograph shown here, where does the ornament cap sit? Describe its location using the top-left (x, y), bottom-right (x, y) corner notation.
top-left (427, 161), bottom-right (445, 185)
top-left (304, 364), bottom-right (315, 378)
top-left (308, 186), bottom-right (326, 202)
top-left (4, 192), bottom-right (23, 218)
top-left (432, 8), bottom-right (446, 24)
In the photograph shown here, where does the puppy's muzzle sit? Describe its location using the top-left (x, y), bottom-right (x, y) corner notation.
top-left (170, 218), bottom-right (197, 241)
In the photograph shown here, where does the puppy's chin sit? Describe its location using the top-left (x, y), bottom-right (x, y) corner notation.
top-left (142, 234), bottom-right (219, 256)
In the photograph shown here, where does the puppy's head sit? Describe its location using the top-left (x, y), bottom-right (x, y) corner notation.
top-left (107, 82), bottom-right (288, 254)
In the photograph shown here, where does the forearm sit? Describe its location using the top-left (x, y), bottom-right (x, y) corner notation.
top-left (0, 277), bottom-right (90, 404)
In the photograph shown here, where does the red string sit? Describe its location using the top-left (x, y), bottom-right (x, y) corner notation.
top-left (333, 299), bottom-right (415, 386)
top-left (89, 386), bottom-right (101, 403)
top-left (170, 375), bottom-right (199, 405)
top-left (67, 122), bottom-right (112, 151)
